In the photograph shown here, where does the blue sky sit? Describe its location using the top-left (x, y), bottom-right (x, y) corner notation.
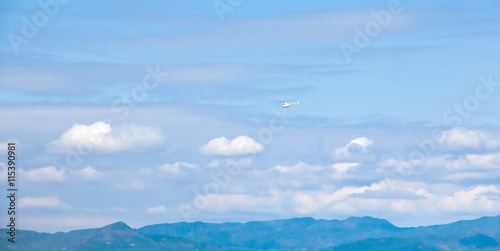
top-left (1, 0), bottom-right (500, 232)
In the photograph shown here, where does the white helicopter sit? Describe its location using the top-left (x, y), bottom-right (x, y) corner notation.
top-left (278, 100), bottom-right (299, 108)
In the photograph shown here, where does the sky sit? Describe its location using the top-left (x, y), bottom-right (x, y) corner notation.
top-left (1, 0), bottom-right (500, 233)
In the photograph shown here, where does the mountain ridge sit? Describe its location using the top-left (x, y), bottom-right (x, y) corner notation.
top-left (1, 215), bottom-right (499, 250)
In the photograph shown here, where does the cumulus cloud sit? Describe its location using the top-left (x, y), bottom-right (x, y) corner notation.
top-left (333, 137), bottom-right (375, 161)
top-left (72, 166), bottom-right (105, 180)
top-left (200, 136), bottom-right (264, 156)
top-left (144, 205), bottom-right (167, 214)
top-left (48, 121), bottom-right (162, 153)
top-left (19, 196), bottom-right (71, 210)
top-left (21, 166), bottom-right (66, 183)
top-left (439, 127), bottom-right (500, 151)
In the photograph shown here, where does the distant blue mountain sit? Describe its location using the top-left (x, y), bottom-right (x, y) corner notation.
top-left (1, 215), bottom-right (499, 250)
top-left (327, 237), bottom-right (442, 251)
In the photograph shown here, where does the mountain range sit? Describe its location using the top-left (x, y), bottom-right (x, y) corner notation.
top-left (2, 215), bottom-right (499, 250)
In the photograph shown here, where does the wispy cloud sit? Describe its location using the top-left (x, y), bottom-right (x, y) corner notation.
top-left (144, 205), bottom-right (167, 214)
top-left (19, 196), bottom-right (71, 210)
top-left (20, 166), bottom-right (66, 183)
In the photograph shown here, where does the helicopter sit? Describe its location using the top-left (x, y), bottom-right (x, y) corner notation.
top-left (278, 100), bottom-right (299, 108)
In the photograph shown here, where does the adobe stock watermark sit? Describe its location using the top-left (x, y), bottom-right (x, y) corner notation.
top-left (178, 161), bottom-right (242, 221)
top-left (179, 106), bottom-right (294, 221)
top-left (339, 0), bottom-right (403, 63)
top-left (111, 65), bottom-right (169, 120)
top-left (395, 74), bottom-right (499, 177)
top-left (7, 0), bottom-right (70, 53)
top-left (257, 107), bottom-right (293, 145)
top-left (54, 65), bottom-right (168, 170)
top-left (213, 0), bottom-right (244, 21)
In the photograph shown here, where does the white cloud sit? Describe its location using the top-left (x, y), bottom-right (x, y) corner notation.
top-left (392, 185), bottom-right (500, 215)
top-left (333, 137), bottom-right (374, 161)
top-left (200, 136), bottom-right (264, 156)
top-left (390, 199), bottom-right (417, 214)
top-left (19, 196), bottom-right (71, 210)
top-left (331, 162), bottom-right (359, 174)
top-left (273, 161), bottom-right (323, 173)
top-left (350, 137), bottom-right (373, 148)
top-left (48, 121), bottom-right (162, 153)
top-left (21, 166), bottom-right (66, 183)
top-left (144, 205), bottom-right (166, 214)
top-left (293, 193), bottom-right (319, 214)
top-left (72, 166), bottom-right (104, 180)
top-left (439, 127), bottom-right (500, 151)
top-left (158, 162), bottom-right (200, 175)
top-left (436, 185), bottom-right (500, 213)
top-left (292, 180), bottom-right (389, 214)
top-left (267, 161), bottom-right (328, 190)
top-left (325, 181), bottom-right (387, 202)
top-left (381, 152), bottom-right (500, 176)
top-left (443, 153), bottom-right (500, 170)
top-left (290, 179), bottom-right (500, 218)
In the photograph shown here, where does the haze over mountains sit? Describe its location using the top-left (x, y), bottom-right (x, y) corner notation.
top-left (2, 215), bottom-right (499, 250)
